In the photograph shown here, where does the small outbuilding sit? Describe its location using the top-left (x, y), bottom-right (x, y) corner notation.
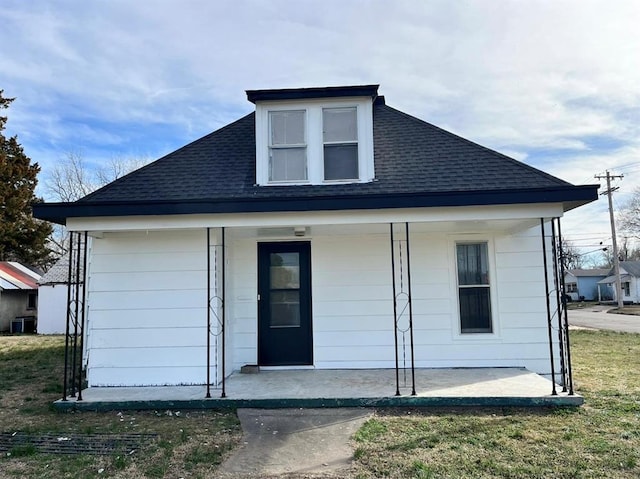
top-left (37, 254), bottom-right (72, 334)
top-left (0, 262), bottom-right (41, 333)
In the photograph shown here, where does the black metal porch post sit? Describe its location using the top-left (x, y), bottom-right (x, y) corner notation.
top-left (76, 232), bottom-right (88, 401)
top-left (70, 233), bottom-right (82, 397)
top-left (557, 219), bottom-right (575, 395)
top-left (62, 232), bottom-right (74, 401)
top-left (389, 223), bottom-right (400, 396)
top-left (540, 218), bottom-right (558, 395)
top-left (405, 222), bottom-right (416, 396)
top-left (206, 227), bottom-right (211, 399)
top-left (221, 227), bottom-right (226, 399)
top-left (550, 219), bottom-right (567, 392)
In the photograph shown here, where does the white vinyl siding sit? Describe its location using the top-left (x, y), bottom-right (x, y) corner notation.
top-left (227, 223), bottom-right (560, 378)
top-left (80, 217), bottom-right (562, 386)
top-left (85, 230), bottom-right (214, 387)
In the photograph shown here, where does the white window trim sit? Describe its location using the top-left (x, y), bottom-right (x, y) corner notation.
top-left (255, 97), bottom-right (374, 186)
top-left (449, 235), bottom-right (500, 341)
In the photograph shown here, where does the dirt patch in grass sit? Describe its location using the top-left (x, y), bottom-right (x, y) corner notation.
top-left (352, 330), bottom-right (640, 479)
top-left (0, 335), bottom-right (241, 478)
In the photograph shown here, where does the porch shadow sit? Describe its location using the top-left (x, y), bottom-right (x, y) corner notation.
top-left (54, 367), bottom-right (582, 411)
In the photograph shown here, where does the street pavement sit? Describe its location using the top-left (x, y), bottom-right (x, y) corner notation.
top-left (568, 306), bottom-right (640, 333)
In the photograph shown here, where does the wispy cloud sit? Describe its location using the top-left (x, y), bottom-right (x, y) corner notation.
top-left (1, 0), bottom-right (639, 248)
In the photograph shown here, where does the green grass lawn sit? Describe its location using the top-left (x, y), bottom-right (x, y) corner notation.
top-left (1, 331), bottom-right (639, 478)
top-left (352, 330), bottom-right (640, 479)
top-left (0, 335), bottom-right (241, 478)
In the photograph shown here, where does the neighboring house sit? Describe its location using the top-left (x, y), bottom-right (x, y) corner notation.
top-left (598, 261), bottom-right (640, 304)
top-left (0, 262), bottom-right (41, 333)
top-left (33, 84), bottom-right (599, 393)
top-left (37, 254), bottom-right (72, 334)
top-left (564, 268), bottom-right (609, 301)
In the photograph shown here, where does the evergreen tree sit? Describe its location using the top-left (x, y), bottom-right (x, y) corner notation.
top-left (0, 90), bottom-right (52, 267)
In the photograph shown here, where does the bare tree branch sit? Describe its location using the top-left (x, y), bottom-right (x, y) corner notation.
top-left (44, 152), bottom-right (150, 258)
top-left (618, 187), bottom-right (640, 239)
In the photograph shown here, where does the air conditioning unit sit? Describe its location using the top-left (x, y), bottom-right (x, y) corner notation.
top-left (11, 316), bottom-right (37, 334)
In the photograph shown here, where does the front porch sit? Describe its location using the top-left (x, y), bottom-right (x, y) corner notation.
top-left (54, 368), bottom-right (582, 411)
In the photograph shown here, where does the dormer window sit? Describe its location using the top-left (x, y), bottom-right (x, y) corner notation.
top-left (249, 85), bottom-right (377, 186)
top-left (269, 110), bottom-right (307, 181)
top-left (323, 107), bottom-right (358, 181)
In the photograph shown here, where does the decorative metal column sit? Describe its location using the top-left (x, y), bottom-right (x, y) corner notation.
top-left (554, 218), bottom-right (575, 395)
top-left (389, 223), bottom-right (416, 396)
top-left (62, 231), bottom-right (88, 401)
top-left (540, 219), bottom-right (558, 396)
top-left (205, 227), bottom-right (226, 399)
top-left (550, 219), bottom-right (568, 391)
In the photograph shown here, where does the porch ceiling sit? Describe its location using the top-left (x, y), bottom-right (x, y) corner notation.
top-left (230, 218), bottom-right (540, 239)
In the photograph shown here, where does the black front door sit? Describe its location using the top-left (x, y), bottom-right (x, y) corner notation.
top-left (258, 242), bottom-right (312, 366)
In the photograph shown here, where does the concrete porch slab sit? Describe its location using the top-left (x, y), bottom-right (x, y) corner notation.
top-left (54, 368), bottom-right (582, 411)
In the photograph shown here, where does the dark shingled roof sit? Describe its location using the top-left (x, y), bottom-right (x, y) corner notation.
top-left (618, 262), bottom-right (640, 277)
top-left (33, 97), bottom-right (599, 224)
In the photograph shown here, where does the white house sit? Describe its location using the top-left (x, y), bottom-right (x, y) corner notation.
top-left (564, 268), bottom-right (609, 301)
top-left (33, 85), bottom-right (598, 398)
top-left (598, 261), bottom-right (640, 304)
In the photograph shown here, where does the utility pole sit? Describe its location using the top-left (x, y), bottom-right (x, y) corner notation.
top-left (595, 171), bottom-right (624, 309)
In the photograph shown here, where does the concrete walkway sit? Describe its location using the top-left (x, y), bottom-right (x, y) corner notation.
top-left (218, 408), bottom-right (371, 478)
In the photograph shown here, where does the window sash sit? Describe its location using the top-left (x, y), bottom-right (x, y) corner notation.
top-left (323, 107), bottom-right (357, 143)
top-left (270, 110), bottom-right (305, 146)
top-left (456, 242), bottom-right (492, 334)
top-left (324, 144), bottom-right (359, 180)
top-left (269, 110), bottom-right (307, 181)
top-left (269, 148), bottom-right (307, 181)
top-left (322, 107), bottom-right (358, 180)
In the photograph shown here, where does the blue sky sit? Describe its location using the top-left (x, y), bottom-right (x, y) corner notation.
top-left (1, 0), bottom-right (639, 264)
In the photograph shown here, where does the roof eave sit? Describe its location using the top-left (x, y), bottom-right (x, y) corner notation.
top-left (32, 185), bottom-right (599, 225)
top-left (246, 85), bottom-right (379, 103)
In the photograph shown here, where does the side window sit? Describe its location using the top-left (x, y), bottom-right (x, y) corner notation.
top-left (269, 110), bottom-right (307, 181)
top-left (623, 282), bottom-right (630, 296)
top-left (323, 107), bottom-right (358, 180)
top-left (27, 292), bottom-right (37, 310)
top-left (456, 242), bottom-right (492, 333)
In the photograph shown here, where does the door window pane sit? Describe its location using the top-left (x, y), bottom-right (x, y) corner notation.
top-left (270, 291), bottom-right (301, 328)
top-left (456, 242), bottom-right (492, 333)
top-left (270, 253), bottom-right (300, 289)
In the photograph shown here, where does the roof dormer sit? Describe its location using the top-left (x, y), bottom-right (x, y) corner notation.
top-left (247, 85), bottom-right (378, 186)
